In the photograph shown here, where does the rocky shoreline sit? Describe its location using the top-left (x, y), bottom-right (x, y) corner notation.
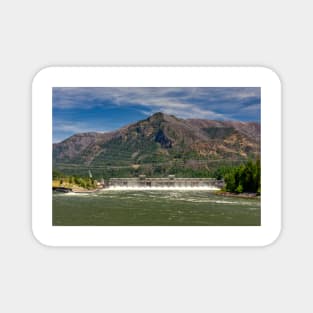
top-left (53, 186), bottom-right (101, 193)
top-left (215, 191), bottom-right (260, 199)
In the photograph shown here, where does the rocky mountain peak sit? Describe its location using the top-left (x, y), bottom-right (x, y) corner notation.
top-left (53, 113), bottom-right (260, 171)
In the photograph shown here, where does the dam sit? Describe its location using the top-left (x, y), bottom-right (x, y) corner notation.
top-left (108, 175), bottom-right (224, 189)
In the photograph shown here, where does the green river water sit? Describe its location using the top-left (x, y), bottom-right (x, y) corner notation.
top-left (53, 189), bottom-right (260, 226)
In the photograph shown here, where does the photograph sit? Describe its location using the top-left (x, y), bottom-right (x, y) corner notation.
top-left (52, 87), bottom-right (261, 226)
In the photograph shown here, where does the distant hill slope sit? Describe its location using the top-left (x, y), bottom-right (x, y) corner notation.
top-left (53, 112), bottom-right (260, 176)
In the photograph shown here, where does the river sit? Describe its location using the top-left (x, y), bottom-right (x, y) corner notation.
top-left (53, 188), bottom-right (260, 226)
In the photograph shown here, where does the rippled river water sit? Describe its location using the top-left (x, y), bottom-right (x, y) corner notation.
top-left (53, 189), bottom-right (260, 226)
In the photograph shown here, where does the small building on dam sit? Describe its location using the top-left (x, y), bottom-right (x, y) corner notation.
top-left (109, 175), bottom-right (225, 188)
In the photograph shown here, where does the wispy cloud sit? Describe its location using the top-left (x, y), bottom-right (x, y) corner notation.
top-left (53, 87), bottom-right (260, 121)
top-left (53, 121), bottom-right (108, 134)
top-left (53, 120), bottom-right (110, 143)
top-left (53, 87), bottom-right (260, 142)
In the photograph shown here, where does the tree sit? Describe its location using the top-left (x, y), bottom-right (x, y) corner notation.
top-left (224, 170), bottom-right (237, 192)
top-left (53, 170), bottom-right (62, 179)
top-left (224, 160), bottom-right (260, 194)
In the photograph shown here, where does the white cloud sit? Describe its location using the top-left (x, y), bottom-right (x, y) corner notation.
top-left (53, 121), bottom-right (108, 134)
top-left (53, 87), bottom-right (260, 121)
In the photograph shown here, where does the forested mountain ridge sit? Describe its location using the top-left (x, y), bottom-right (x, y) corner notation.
top-left (53, 112), bottom-right (260, 177)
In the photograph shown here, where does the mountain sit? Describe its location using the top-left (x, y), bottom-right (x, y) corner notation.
top-left (53, 112), bottom-right (260, 177)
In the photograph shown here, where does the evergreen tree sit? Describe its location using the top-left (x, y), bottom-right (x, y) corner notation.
top-left (224, 160), bottom-right (260, 194)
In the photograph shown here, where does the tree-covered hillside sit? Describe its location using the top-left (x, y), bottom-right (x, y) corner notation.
top-left (53, 112), bottom-right (260, 178)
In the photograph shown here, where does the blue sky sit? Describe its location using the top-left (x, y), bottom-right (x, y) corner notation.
top-left (53, 87), bottom-right (260, 143)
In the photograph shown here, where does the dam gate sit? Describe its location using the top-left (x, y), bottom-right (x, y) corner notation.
top-left (109, 176), bottom-right (224, 188)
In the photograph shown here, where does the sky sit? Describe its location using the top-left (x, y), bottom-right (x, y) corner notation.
top-left (53, 87), bottom-right (260, 143)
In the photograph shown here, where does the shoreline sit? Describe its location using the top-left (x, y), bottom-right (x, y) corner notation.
top-left (215, 191), bottom-right (260, 199)
top-left (53, 186), bottom-right (100, 193)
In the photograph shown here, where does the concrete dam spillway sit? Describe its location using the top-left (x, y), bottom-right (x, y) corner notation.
top-left (108, 176), bottom-right (225, 190)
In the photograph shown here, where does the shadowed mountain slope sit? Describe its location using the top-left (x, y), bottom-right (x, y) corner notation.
top-left (53, 112), bottom-right (260, 172)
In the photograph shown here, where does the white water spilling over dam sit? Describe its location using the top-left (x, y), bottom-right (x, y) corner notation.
top-left (108, 176), bottom-right (224, 190)
top-left (107, 186), bottom-right (220, 191)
